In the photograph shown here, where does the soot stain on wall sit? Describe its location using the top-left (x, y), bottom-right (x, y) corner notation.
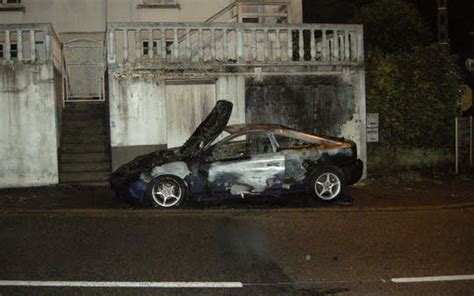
top-left (245, 75), bottom-right (355, 137)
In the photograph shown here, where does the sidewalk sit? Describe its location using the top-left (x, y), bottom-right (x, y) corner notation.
top-left (0, 175), bottom-right (473, 212)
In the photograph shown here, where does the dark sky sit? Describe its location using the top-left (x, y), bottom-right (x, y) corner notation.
top-left (302, 0), bottom-right (474, 59)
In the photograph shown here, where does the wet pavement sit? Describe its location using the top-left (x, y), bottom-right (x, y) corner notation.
top-left (0, 206), bottom-right (473, 295)
top-left (0, 175), bottom-right (473, 295)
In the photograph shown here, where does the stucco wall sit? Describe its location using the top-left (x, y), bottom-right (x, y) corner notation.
top-left (0, 63), bottom-right (59, 188)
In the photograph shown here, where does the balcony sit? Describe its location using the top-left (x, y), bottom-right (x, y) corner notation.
top-left (0, 23), bottom-right (63, 68)
top-left (106, 22), bottom-right (364, 70)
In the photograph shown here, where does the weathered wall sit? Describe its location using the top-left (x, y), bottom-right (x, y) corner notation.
top-left (108, 72), bottom-right (246, 170)
top-left (107, 0), bottom-right (302, 24)
top-left (246, 72), bottom-right (367, 173)
top-left (0, 63), bottom-right (59, 188)
top-left (0, 0), bottom-right (106, 34)
top-left (109, 70), bottom-right (367, 174)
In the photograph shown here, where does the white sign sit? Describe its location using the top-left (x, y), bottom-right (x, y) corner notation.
top-left (466, 58), bottom-right (474, 72)
top-left (367, 113), bottom-right (379, 142)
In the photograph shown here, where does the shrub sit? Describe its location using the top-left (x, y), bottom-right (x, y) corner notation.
top-left (353, 0), bottom-right (431, 53)
top-left (366, 46), bottom-right (461, 148)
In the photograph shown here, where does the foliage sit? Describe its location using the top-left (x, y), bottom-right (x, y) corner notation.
top-left (366, 46), bottom-right (461, 148)
top-left (353, 0), bottom-right (432, 53)
top-left (353, 0), bottom-right (462, 153)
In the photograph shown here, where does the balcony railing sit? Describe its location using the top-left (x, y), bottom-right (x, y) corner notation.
top-left (0, 23), bottom-right (63, 68)
top-left (106, 22), bottom-right (364, 68)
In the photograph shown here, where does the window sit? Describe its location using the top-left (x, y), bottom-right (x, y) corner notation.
top-left (242, 17), bottom-right (259, 23)
top-left (274, 134), bottom-right (311, 150)
top-left (165, 41), bottom-right (173, 55)
top-left (142, 40), bottom-right (172, 56)
top-left (238, 3), bottom-right (288, 24)
top-left (137, 0), bottom-right (179, 8)
top-left (0, 0), bottom-right (24, 11)
top-left (10, 43), bottom-right (17, 58)
top-left (0, 43), bottom-right (18, 59)
top-left (142, 40), bottom-right (157, 55)
top-left (142, 0), bottom-right (176, 4)
top-left (208, 132), bottom-right (274, 161)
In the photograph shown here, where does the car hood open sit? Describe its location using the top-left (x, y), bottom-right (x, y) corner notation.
top-left (178, 100), bottom-right (233, 158)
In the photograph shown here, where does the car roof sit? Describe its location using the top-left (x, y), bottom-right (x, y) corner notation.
top-left (224, 124), bottom-right (291, 134)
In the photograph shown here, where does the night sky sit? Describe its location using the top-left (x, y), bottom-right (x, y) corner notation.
top-left (303, 0), bottom-right (474, 60)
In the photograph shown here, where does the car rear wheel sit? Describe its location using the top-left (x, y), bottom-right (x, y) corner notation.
top-left (146, 175), bottom-right (186, 208)
top-left (308, 166), bottom-right (345, 202)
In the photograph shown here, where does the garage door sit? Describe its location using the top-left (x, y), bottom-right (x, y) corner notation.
top-left (165, 81), bottom-right (217, 148)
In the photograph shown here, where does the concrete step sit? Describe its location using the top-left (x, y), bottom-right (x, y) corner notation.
top-left (61, 152), bottom-right (109, 163)
top-left (62, 134), bottom-right (108, 144)
top-left (62, 126), bottom-right (107, 135)
top-left (61, 161), bottom-right (110, 173)
top-left (61, 143), bottom-right (108, 154)
top-left (62, 119), bottom-right (106, 129)
top-left (64, 102), bottom-right (106, 112)
top-left (62, 113), bottom-right (107, 122)
top-left (60, 171), bottom-right (110, 184)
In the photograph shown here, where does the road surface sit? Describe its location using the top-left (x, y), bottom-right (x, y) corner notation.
top-left (0, 205), bottom-right (473, 295)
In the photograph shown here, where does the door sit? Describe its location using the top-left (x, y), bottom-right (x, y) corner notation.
top-left (63, 39), bottom-right (105, 101)
top-left (165, 81), bottom-right (217, 148)
top-left (200, 131), bottom-right (285, 197)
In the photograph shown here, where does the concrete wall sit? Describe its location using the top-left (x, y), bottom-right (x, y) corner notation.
top-left (0, 63), bottom-right (59, 188)
top-left (245, 71), bottom-right (367, 175)
top-left (1, 0), bottom-right (302, 42)
top-left (108, 70), bottom-right (367, 175)
top-left (0, 0), bottom-right (106, 34)
top-left (108, 71), bottom-right (246, 169)
top-left (107, 0), bottom-right (302, 23)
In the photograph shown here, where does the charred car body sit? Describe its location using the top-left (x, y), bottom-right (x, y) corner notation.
top-left (110, 100), bottom-right (363, 208)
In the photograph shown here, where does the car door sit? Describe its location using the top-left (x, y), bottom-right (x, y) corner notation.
top-left (200, 131), bottom-right (285, 197)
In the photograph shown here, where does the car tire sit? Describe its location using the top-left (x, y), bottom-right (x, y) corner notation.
top-left (146, 175), bottom-right (187, 208)
top-left (307, 165), bottom-right (345, 202)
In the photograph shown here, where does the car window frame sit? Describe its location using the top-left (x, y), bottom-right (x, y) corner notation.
top-left (272, 133), bottom-right (313, 150)
top-left (204, 130), bottom-right (278, 162)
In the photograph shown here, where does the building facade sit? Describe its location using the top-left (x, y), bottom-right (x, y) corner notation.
top-left (0, 0), bottom-right (366, 188)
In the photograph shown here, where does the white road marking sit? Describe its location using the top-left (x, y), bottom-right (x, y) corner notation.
top-left (392, 274), bottom-right (474, 283)
top-left (0, 281), bottom-right (243, 288)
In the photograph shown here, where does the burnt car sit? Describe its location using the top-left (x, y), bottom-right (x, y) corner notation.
top-left (110, 100), bottom-right (363, 208)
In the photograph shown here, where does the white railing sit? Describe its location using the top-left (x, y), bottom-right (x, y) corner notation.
top-left (106, 22), bottom-right (364, 68)
top-left (0, 23), bottom-right (63, 67)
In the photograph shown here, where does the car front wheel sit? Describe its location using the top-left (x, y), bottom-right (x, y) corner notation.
top-left (146, 175), bottom-right (186, 208)
top-left (308, 166), bottom-right (345, 202)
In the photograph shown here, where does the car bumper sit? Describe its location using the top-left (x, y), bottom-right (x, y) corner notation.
top-left (343, 159), bottom-right (363, 185)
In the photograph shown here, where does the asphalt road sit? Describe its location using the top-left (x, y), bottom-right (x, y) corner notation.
top-left (0, 206), bottom-right (473, 295)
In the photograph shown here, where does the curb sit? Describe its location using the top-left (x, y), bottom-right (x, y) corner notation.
top-left (1, 202), bottom-right (474, 217)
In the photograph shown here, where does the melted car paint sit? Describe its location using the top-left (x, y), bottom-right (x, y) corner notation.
top-left (281, 149), bottom-right (320, 182)
top-left (208, 155), bottom-right (285, 195)
top-left (150, 161), bottom-right (191, 179)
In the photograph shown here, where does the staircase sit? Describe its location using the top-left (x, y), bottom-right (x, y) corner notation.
top-left (59, 102), bottom-right (111, 186)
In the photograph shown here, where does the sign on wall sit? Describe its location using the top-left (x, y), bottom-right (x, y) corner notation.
top-left (367, 113), bottom-right (379, 143)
